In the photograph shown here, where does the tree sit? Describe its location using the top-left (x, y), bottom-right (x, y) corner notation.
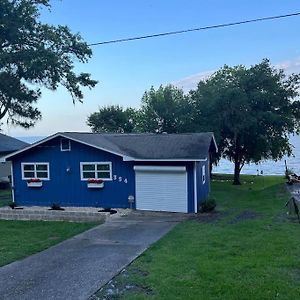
top-left (139, 85), bottom-right (194, 133)
top-left (190, 59), bottom-right (300, 185)
top-left (0, 0), bottom-right (97, 128)
top-left (87, 105), bottom-right (139, 133)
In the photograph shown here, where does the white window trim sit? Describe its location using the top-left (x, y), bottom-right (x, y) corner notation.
top-left (21, 162), bottom-right (50, 180)
top-left (202, 165), bottom-right (206, 184)
top-left (60, 139), bottom-right (71, 152)
top-left (80, 162), bottom-right (112, 181)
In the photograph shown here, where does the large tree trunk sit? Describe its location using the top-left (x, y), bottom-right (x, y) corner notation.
top-left (233, 134), bottom-right (242, 185)
top-left (233, 159), bottom-right (241, 185)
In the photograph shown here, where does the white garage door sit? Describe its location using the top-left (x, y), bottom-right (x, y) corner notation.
top-left (134, 166), bottom-right (188, 213)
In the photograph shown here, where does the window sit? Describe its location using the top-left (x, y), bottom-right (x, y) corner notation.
top-left (202, 165), bottom-right (206, 184)
top-left (60, 138), bottom-right (71, 151)
top-left (22, 163), bottom-right (50, 180)
top-left (80, 162), bottom-right (112, 181)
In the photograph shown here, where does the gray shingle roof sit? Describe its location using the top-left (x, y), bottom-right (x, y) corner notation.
top-left (0, 133), bottom-right (28, 154)
top-left (61, 132), bottom-right (217, 160)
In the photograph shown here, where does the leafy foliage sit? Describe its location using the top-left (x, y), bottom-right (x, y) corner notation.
top-left (87, 60), bottom-right (300, 185)
top-left (139, 85), bottom-right (193, 133)
top-left (87, 85), bottom-right (194, 134)
top-left (199, 197), bottom-right (216, 213)
top-left (0, 0), bottom-right (97, 128)
top-left (87, 105), bottom-right (139, 133)
top-left (50, 203), bottom-right (64, 211)
top-left (191, 59), bottom-right (300, 184)
top-left (8, 201), bottom-right (17, 209)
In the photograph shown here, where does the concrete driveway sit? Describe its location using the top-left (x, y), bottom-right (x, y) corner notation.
top-left (0, 212), bottom-right (186, 300)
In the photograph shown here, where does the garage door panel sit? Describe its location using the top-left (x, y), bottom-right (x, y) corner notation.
top-left (135, 170), bottom-right (187, 213)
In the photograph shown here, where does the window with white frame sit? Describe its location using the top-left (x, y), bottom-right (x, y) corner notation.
top-left (202, 165), bottom-right (206, 184)
top-left (80, 162), bottom-right (112, 180)
top-left (22, 163), bottom-right (50, 180)
top-left (60, 138), bottom-right (71, 151)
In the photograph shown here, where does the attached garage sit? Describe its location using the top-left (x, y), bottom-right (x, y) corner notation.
top-left (134, 166), bottom-right (188, 213)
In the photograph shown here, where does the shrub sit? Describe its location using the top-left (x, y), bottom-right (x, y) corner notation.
top-left (199, 198), bottom-right (216, 213)
top-left (8, 202), bottom-right (17, 209)
top-left (50, 203), bottom-right (65, 211)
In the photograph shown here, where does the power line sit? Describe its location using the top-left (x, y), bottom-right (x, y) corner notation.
top-left (88, 12), bottom-right (300, 46)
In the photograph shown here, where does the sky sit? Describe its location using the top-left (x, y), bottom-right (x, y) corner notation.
top-left (3, 0), bottom-right (300, 137)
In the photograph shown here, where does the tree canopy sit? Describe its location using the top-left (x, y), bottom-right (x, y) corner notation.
top-left (0, 0), bottom-right (97, 128)
top-left (139, 85), bottom-right (193, 133)
top-left (87, 105), bottom-right (138, 133)
top-left (87, 60), bottom-right (300, 184)
top-left (191, 59), bottom-right (300, 184)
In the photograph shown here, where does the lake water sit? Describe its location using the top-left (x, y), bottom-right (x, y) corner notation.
top-left (18, 135), bottom-right (300, 176)
top-left (214, 135), bottom-right (300, 176)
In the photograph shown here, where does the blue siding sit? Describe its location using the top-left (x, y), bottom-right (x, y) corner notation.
top-left (11, 137), bottom-right (135, 208)
top-left (187, 163), bottom-right (195, 213)
top-left (10, 136), bottom-right (211, 213)
top-left (196, 160), bottom-right (210, 210)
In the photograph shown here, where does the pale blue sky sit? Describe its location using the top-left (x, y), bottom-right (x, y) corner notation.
top-left (4, 0), bottom-right (300, 137)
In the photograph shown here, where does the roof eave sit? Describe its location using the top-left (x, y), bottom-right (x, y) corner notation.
top-left (4, 133), bottom-right (60, 161)
top-left (123, 157), bottom-right (208, 162)
top-left (211, 134), bottom-right (218, 153)
top-left (4, 133), bottom-right (128, 161)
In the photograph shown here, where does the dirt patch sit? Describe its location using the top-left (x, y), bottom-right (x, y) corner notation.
top-left (90, 267), bottom-right (153, 300)
top-left (229, 210), bottom-right (259, 224)
top-left (192, 211), bottom-right (224, 223)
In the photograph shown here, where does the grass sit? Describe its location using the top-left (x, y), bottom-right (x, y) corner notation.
top-left (0, 189), bottom-right (12, 207)
top-left (0, 220), bottom-right (99, 267)
top-left (95, 175), bottom-right (300, 300)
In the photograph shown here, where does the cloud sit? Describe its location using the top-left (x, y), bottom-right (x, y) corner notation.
top-left (275, 56), bottom-right (300, 75)
top-left (172, 70), bottom-right (214, 92)
top-left (173, 57), bottom-right (300, 92)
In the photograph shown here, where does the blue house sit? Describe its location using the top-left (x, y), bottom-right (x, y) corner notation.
top-left (5, 132), bottom-right (217, 213)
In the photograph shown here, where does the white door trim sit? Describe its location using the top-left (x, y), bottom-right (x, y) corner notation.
top-left (134, 166), bottom-right (186, 172)
top-left (193, 162), bottom-right (197, 213)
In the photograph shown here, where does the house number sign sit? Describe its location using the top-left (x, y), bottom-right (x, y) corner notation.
top-left (113, 175), bottom-right (128, 184)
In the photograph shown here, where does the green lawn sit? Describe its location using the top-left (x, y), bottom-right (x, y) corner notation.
top-left (0, 189), bottom-right (12, 207)
top-left (95, 175), bottom-right (300, 300)
top-left (0, 220), bottom-right (98, 267)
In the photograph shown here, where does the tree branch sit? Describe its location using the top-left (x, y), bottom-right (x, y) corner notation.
top-left (0, 99), bottom-right (11, 119)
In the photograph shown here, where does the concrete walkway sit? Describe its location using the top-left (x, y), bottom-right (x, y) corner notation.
top-left (287, 183), bottom-right (300, 202)
top-left (0, 212), bottom-right (185, 300)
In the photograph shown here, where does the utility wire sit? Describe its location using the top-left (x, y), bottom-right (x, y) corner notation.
top-left (88, 12), bottom-right (300, 46)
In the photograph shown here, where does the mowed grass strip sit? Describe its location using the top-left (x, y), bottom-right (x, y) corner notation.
top-left (96, 175), bottom-right (300, 300)
top-left (0, 189), bottom-right (12, 207)
top-left (0, 220), bottom-right (98, 267)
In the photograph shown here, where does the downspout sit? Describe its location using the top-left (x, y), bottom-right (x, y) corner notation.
top-left (10, 161), bottom-right (15, 203)
top-left (193, 162), bottom-right (197, 213)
